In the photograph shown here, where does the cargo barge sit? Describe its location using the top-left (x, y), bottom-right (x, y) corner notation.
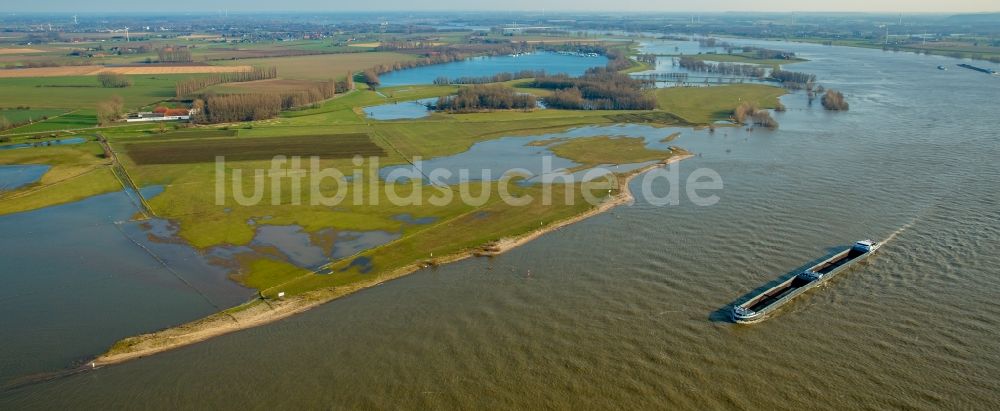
top-left (731, 240), bottom-right (881, 324)
top-left (957, 63), bottom-right (997, 75)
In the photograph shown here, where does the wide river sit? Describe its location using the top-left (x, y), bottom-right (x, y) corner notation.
top-left (2, 39), bottom-right (999, 409)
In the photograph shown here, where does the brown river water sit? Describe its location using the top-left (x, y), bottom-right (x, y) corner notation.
top-left (1, 39), bottom-right (999, 409)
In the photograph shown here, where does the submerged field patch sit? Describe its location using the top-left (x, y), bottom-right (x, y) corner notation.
top-left (125, 133), bottom-right (386, 165)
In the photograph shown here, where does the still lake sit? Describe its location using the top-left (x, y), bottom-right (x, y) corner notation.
top-left (377, 51), bottom-right (607, 86)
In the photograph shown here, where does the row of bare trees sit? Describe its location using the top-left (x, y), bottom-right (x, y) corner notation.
top-left (434, 69), bottom-right (548, 85)
top-left (199, 94), bottom-right (282, 123)
top-left (678, 57), bottom-right (769, 78)
top-left (734, 101), bottom-right (779, 129)
top-left (197, 81), bottom-right (336, 123)
top-left (769, 69), bottom-right (817, 89)
top-left (97, 73), bottom-right (133, 88)
top-left (529, 67), bottom-right (656, 110)
top-left (433, 84), bottom-right (536, 113)
top-left (821, 89), bottom-right (849, 111)
top-left (175, 67), bottom-right (278, 97)
top-left (157, 46), bottom-right (193, 63)
top-left (96, 96), bottom-right (126, 125)
top-left (360, 70), bottom-right (380, 89)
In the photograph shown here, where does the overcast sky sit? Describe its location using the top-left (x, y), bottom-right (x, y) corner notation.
top-left (5, 0), bottom-right (999, 13)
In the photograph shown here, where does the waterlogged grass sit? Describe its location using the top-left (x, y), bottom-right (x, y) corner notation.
top-left (693, 53), bottom-right (807, 68)
top-left (258, 181), bottom-right (604, 296)
top-left (654, 84), bottom-right (787, 124)
top-left (546, 136), bottom-right (678, 172)
top-left (0, 142), bottom-right (120, 215)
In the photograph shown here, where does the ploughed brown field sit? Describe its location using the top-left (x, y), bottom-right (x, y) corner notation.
top-left (0, 65), bottom-right (253, 78)
top-left (0, 48), bottom-right (46, 55)
top-left (125, 134), bottom-right (387, 165)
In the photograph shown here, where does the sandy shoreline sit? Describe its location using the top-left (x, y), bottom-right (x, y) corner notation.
top-left (91, 153), bottom-right (693, 367)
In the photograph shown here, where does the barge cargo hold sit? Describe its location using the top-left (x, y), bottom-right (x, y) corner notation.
top-left (731, 240), bottom-right (882, 324)
top-left (957, 63), bottom-right (997, 75)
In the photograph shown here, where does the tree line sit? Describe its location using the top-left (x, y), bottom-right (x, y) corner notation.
top-left (433, 84), bottom-right (536, 113)
top-left (359, 70), bottom-right (380, 89)
top-left (175, 66), bottom-right (278, 98)
top-left (821, 89), bottom-right (849, 111)
top-left (196, 81), bottom-right (336, 123)
top-left (366, 43), bottom-right (534, 79)
top-left (157, 46), bottom-right (193, 63)
top-left (678, 57), bottom-right (768, 78)
top-left (97, 72), bottom-right (133, 88)
top-left (740, 46), bottom-right (797, 60)
top-left (603, 48), bottom-right (636, 72)
top-left (635, 54), bottom-right (658, 65)
top-left (528, 67), bottom-right (656, 110)
top-left (734, 101), bottom-right (778, 129)
top-left (768, 69), bottom-right (817, 89)
top-left (433, 69), bottom-right (548, 85)
top-left (96, 96), bottom-right (126, 125)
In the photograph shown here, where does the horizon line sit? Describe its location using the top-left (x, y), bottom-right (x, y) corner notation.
top-left (3, 10), bottom-right (999, 15)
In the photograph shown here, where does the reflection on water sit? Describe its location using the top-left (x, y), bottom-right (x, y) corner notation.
top-left (0, 137), bottom-right (86, 151)
top-left (248, 225), bottom-right (401, 269)
top-left (0, 187), bottom-right (253, 385)
top-left (0, 164), bottom-right (50, 191)
top-left (393, 213), bottom-right (438, 225)
top-left (378, 52), bottom-right (607, 87)
top-left (332, 231), bottom-right (400, 260)
top-left (363, 98), bottom-right (435, 120)
top-left (379, 124), bottom-right (690, 185)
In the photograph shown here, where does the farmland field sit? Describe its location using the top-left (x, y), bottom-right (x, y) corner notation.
top-left (214, 52), bottom-right (417, 80)
top-left (124, 133), bottom-right (386, 164)
top-left (0, 108), bottom-right (70, 124)
top-left (0, 75), bottom-right (189, 109)
top-left (116, 128), bottom-right (239, 141)
top-left (0, 110), bottom-right (97, 135)
top-left (0, 64), bottom-right (252, 78)
top-left (206, 79), bottom-right (330, 94)
top-left (0, 48), bottom-right (46, 54)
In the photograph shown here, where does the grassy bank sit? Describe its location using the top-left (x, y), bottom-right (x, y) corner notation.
top-left (692, 53), bottom-right (807, 68)
top-left (654, 84), bottom-right (787, 124)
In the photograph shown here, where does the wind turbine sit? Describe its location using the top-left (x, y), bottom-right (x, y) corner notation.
top-left (73, 15), bottom-right (78, 25)
top-left (124, 27), bottom-right (130, 42)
